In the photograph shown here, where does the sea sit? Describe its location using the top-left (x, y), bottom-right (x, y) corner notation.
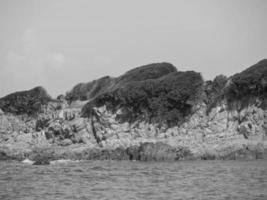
top-left (0, 160), bottom-right (266, 200)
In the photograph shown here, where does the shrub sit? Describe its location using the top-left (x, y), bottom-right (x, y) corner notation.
top-left (225, 59), bottom-right (267, 109)
top-left (66, 62), bottom-right (177, 103)
top-left (205, 59), bottom-right (267, 113)
top-left (82, 63), bottom-right (204, 126)
top-left (66, 76), bottom-right (114, 102)
top-left (0, 86), bottom-right (51, 115)
top-left (205, 75), bottom-right (228, 113)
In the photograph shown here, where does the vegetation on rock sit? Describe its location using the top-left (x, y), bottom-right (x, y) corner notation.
top-left (66, 62), bottom-right (177, 102)
top-left (225, 59), bottom-right (267, 109)
top-left (66, 76), bottom-right (114, 102)
top-left (81, 63), bottom-right (204, 126)
top-left (0, 86), bottom-right (52, 115)
top-left (0, 59), bottom-right (267, 163)
top-left (205, 75), bottom-right (228, 113)
top-left (205, 59), bottom-right (267, 112)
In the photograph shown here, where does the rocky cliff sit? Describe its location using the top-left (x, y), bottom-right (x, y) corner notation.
top-left (0, 60), bottom-right (266, 164)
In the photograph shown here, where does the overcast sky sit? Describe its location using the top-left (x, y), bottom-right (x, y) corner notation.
top-left (0, 0), bottom-right (266, 97)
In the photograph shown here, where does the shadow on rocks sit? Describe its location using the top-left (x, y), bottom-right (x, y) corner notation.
top-left (29, 148), bottom-right (59, 165)
top-left (127, 142), bottom-right (193, 161)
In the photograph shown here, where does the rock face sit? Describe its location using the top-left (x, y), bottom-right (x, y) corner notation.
top-left (0, 61), bottom-right (267, 163)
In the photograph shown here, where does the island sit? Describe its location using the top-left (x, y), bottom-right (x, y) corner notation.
top-left (0, 60), bottom-right (266, 164)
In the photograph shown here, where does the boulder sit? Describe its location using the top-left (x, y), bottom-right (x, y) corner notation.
top-left (59, 139), bottom-right (73, 146)
top-left (138, 142), bottom-right (177, 161)
top-left (14, 134), bottom-right (32, 148)
top-left (126, 145), bottom-right (140, 160)
top-left (22, 158), bottom-right (35, 165)
top-left (30, 148), bottom-right (57, 165)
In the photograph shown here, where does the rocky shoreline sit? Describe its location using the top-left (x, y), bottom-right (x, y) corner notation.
top-left (0, 61), bottom-right (267, 164)
top-left (1, 101), bottom-right (266, 165)
top-left (1, 139), bottom-right (266, 165)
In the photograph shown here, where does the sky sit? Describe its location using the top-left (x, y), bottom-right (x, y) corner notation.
top-left (0, 0), bottom-right (266, 98)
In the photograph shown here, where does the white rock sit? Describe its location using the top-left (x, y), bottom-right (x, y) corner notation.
top-left (22, 158), bottom-right (35, 165)
top-left (49, 159), bottom-right (76, 165)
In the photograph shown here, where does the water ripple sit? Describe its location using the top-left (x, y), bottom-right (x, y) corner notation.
top-left (0, 160), bottom-right (266, 200)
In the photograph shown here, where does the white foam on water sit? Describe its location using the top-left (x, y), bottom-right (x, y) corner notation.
top-left (49, 159), bottom-right (80, 165)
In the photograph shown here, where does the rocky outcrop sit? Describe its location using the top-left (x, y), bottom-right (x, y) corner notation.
top-left (0, 60), bottom-right (267, 164)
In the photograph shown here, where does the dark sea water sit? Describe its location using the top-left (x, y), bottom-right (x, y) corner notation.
top-left (0, 160), bottom-right (266, 200)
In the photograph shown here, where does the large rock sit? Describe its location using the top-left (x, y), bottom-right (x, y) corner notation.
top-left (138, 142), bottom-right (177, 161)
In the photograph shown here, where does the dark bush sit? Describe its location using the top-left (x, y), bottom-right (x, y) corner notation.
top-left (205, 75), bottom-right (228, 103)
top-left (225, 59), bottom-right (267, 109)
top-left (66, 76), bottom-right (114, 102)
top-left (205, 75), bottom-right (228, 113)
top-left (205, 59), bottom-right (267, 113)
top-left (81, 63), bottom-right (204, 126)
top-left (0, 86), bottom-right (51, 115)
top-left (115, 62), bottom-right (177, 85)
top-left (66, 63), bottom-right (177, 103)
top-left (35, 118), bottom-right (50, 131)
